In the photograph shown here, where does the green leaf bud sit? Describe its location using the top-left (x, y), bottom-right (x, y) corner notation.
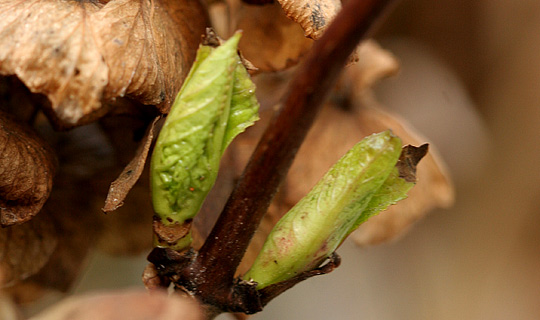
top-left (150, 32), bottom-right (259, 249)
top-left (245, 131), bottom-right (412, 289)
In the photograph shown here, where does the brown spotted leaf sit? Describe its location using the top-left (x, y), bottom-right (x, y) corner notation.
top-left (33, 289), bottom-right (204, 320)
top-left (0, 110), bottom-right (57, 226)
top-left (0, 0), bottom-right (208, 128)
top-left (277, 0), bottom-right (341, 40)
top-left (0, 214), bottom-right (57, 288)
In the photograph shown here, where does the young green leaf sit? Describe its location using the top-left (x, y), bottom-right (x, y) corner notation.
top-left (150, 32), bottom-right (259, 249)
top-left (348, 167), bottom-right (411, 232)
top-left (349, 143), bottom-right (428, 233)
top-left (245, 131), bottom-right (416, 289)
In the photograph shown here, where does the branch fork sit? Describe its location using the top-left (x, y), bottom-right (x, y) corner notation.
top-left (147, 0), bottom-right (396, 315)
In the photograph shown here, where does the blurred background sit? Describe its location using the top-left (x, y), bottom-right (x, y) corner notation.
top-left (246, 1), bottom-right (540, 319)
top-left (62, 1), bottom-right (540, 319)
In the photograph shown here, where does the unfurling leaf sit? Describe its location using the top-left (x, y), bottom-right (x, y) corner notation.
top-left (245, 131), bottom-right (425, 289)
top-left (151, 32), bottom-right (259, 250)
top-left (0, 0), bottom-right (208, 128)
top-left (351, 106), bottom-right (454, 246)
top-left (349, 144), bottom-right (428, 231)
top-left (0, 110), bottom-right (57, 226)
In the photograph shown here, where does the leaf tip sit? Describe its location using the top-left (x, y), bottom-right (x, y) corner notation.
top-left (397, 144), bottom-right (429, 183)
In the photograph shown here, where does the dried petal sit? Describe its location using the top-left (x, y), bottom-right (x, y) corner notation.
top-left (0, 110), bottom-right (57, 226)
top-left (0, 0), bottom-right (208, 128)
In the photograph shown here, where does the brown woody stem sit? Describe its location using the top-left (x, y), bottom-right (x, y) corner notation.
top-left (192, 0), bottom-right (397, 297)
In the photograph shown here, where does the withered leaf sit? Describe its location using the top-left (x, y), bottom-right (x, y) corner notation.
top-left (0, 214), bottom-right (57, 288)
top-left (351, 40), bottom-right (400, 91)
top-left (397, 144), bottom-right (429, 183)
top-left (1, 112), bottom-right (158, 297)
top-left (33, 289), bottom-right (204, 320)
top-left (103, 117), bottom-right (159, 213)
top-left (142, 263), bottom-right (169, 292)
top-left (277, 0), bottom-right (341, 40)
top-left (18, 118), bottom-right (155, 292)
top-left (232, 2), bottom-right (313, 71)
top-left (0, 76), bottom-right (45, 122)
top-left (0, 0), bottom-right (208, 128)
top-left (15, 123), bottom-right (112, 293)
top-left (0, 110), bottom-right (57, 226)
